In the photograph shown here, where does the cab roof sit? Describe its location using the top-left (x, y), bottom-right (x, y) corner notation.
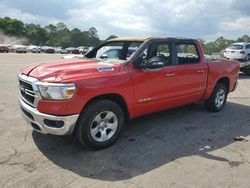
top-left (109, 36), bottom-right (151, 42)
top-left (108, 36), bottom-right (196, 42)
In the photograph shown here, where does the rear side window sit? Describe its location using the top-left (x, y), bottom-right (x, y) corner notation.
top-left (228, 45), bottom-right (244, 50)
top-left (176, 43), bottom-right (199, 64)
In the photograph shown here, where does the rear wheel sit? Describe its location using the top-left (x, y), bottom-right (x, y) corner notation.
top-left (245, 54), bottom-right (250, 62)
top-left (75, 99), bottom-right (125, 150)
top-left (205, 83), bottom-right (228, 112)
top-left (241, 69), bottom-right (250, 75)
top-left (240, 67), bottom-right (250, 76)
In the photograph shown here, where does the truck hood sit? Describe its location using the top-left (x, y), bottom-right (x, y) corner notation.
top-left (21, 58), bottom-right (124, 82)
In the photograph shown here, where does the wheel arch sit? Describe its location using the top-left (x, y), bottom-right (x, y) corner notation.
top-left (82, 93), bottom-right (130, 122)
top-left (216, 77), bottom-right (230, 92)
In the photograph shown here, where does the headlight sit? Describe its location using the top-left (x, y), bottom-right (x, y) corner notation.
top-left (37, 83), bottom-right (76, 100)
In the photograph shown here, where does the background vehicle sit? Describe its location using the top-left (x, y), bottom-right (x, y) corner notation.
top-left (78, 46), bottom-right (90, 54)
top-left (0, 44), bottom-right (9, 53)
top-left (66, 47), bottom-right (80, 54)
top-left (27, 45), bottom-right (41, 53)
top-left (224, 42), bottom-right (250, 61)
top-left (59, 48), bottom-right (68, 54)
top-left (62, 46), bottom-right (137, 59)
top-left (27, 45), bottom-right (34, 52)
top-left (40, 46), bottom-right (55, 53)
top-left (96, 46), bottom-right (137, 59)
top-left (12, 45), bottom-right (27, 53)
top-left (55, 47), bottom-right (62, 53)
top-left (41, 46), bottom-right (48, 53)
top-left (45, 47), bottom-right (55, 53)
top-left (18, 37), bottom-right (239, 150)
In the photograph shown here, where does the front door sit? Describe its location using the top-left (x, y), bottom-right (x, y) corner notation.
top-left (133, 41), bottom-right (177, 116)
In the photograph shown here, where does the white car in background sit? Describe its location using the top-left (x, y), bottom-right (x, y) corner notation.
top-left (55, 47), bottom-right (62, 53)
top-left (224, 42), bottom-right (250, 61)
top-left (96, 46), bottom-right (137, 59)
top-left (12, 45), bottom-right (27, 53)
top-left (27, 45), bottom-right (41, 53)
top-left (77, 46), bottom-right (90, 54)
top-left (62, 46), bottom-right (137, 59)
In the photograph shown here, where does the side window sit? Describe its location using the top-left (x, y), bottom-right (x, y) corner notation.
top-left (136, 42), bottom-right (171, 66)
top-left (150, 43), bottom-right (171, 65)
top-left (246, 44), bottom-right (250, 49)
top-left (105, 49), bottom-right (121, 58)
top-left (176, 43), bottom-right (199, 64)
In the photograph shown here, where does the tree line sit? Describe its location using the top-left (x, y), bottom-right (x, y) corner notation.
top-left (0, 17), bottom-right (250, 54)
top-left (0, 17), bottom-right (116, 48)
top-left (199, 35), bottom-right (250, 55)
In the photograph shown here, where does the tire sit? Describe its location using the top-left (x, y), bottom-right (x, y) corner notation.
top-left (245, 54), bottom-right (250, 62)
top-left (205, 83), bottom-right (228, 112)
top-left (75, 99), bottom-right (125, 150)
top-left (241, 68), bottom-right (250, 76)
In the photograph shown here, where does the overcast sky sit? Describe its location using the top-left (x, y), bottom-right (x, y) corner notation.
top-left (0, 0), bottom-right (249, 41)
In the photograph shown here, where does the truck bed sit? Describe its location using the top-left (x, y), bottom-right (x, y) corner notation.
top-left (202, 59), bottom-right (240, 100)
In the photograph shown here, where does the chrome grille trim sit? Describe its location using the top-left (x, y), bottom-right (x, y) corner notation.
top-left (18, 73), bottom-right (42, 107)
top-left (25, 89), bottom-right (36, 97)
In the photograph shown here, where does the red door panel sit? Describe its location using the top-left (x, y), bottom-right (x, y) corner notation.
top-left (133, 66), bottom-right (176, 116)
top-left (175, 63), bottom-right (207, 100)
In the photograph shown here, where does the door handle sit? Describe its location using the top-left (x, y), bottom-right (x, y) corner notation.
top-left (166, 72), bottom-right (175, 77)
top-left (197, 69), bottom-right (205, 73)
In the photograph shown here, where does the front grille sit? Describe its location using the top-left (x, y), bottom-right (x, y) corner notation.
top-left (19, 79), bottom-right (35, 104)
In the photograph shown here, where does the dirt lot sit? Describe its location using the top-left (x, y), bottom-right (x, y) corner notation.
top-left (0, 53), bottom-right (250, 188)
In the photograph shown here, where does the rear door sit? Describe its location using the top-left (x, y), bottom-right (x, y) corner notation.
top-left (173, 41), bottom-right (207, 101)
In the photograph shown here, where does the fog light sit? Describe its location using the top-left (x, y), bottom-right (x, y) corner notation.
top-left (31, 122), bottom-right (41, 131)
top-left (44, 119), bottom-right (64, 128)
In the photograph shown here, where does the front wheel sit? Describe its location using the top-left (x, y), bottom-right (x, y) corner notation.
top-left (205, 83), bottom-right (228, 112)
top-left (75, 99), bottom-right (125, 150)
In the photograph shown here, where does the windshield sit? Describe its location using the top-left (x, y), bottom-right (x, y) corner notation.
top-left (228, 45), bottom-right (244, 50)
top-left (87, 41), bottom-right (143, 61)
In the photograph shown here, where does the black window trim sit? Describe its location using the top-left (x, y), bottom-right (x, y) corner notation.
top-left (86, 40), bottom-right (143, 60)
top-left (174, 40), bottom-right (201, 65)
top-left (133, 39), bottom-right (175, 68)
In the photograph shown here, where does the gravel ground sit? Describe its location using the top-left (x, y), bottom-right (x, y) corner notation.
top-left (0, 53), bottom-right (250, 188)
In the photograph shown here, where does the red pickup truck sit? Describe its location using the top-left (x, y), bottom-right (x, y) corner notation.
top-left (18, 37), bottom-right (239, 149)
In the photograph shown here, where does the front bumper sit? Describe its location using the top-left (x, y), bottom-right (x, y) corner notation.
top-left (19, 97), bottom-right (79, 135)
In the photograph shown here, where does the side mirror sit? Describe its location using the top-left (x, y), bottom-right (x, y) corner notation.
top-left (100, 53), bottom-right (108, 59)
top-left (144, 59), bottom-right (165, 69)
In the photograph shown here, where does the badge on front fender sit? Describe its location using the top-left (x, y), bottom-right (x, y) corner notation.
top-left (97, 67), bottom-right (114, 72)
